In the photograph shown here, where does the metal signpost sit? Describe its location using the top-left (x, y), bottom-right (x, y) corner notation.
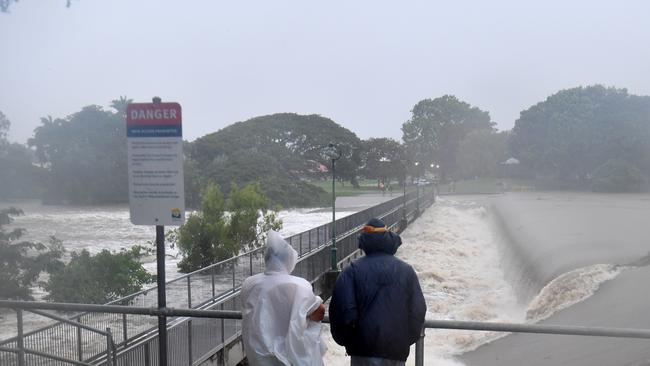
top-left (126, 98), bottom-right (185, 366)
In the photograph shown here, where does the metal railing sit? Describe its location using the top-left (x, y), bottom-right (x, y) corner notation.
top-left (3, 301), bottom-right (650, 366)
top-left (0, 185), bottom-right (435, 366)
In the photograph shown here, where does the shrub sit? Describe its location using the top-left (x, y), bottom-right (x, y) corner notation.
top-left (45, 247), bottom-right (154, 303)
top-left (591, 159), bottom-right (647, 193)
top-left (175, 182), bottom-right (282, 272)
top-left (0, 208), bottom-right (63, 300)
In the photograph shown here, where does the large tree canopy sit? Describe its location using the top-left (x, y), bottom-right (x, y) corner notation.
top-left (402, 95), bottom-right (494, 180)
top-left (510, 85), bottom-right (650, 183)
top-left (0, 111), bottom-right (45, 200)
top-left (29, 105), bottom-right (128, 204)
top-left (189, 113), bottom-right (362, 207)
top-left (456, 130), bottom-right (509, 180)
top-left (359, 138), bottom-right (405, 184)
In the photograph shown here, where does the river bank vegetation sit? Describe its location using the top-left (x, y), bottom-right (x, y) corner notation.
top-left (2, 85), bottom-right (649, 208)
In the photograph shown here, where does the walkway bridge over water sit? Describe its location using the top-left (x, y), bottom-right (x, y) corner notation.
top-left (0, 187), bottom-right (435, 366)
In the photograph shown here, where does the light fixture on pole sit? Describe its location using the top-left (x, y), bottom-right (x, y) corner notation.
top-left (323, 143), bottom-right (342, 270)
top-left (414, 161), bottom-right (420, 214)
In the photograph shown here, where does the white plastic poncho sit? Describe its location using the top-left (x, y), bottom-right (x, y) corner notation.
top-left (241, 230), bottom-right (326, 366)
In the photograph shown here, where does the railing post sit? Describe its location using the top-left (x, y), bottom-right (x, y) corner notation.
top-left (144, 341), bottom-right (151, 366)
top-left (249, 253), bottom-right (253, 276)
top-left (122, 313), bottom-right (128, 346)
top-left (187, 319), bottom-right (193, 365)
top-left (220, 302), bottom-right (225, 344)
top-left (187, 276), bottom-right (192, 308)
top-left (77, 315), bottom-right (83, 361)
top-left (211, 266), bottom-right (216, 299)
top-left (415, 327), bottom-right (425, 366)
top-left (16, 308), bottom-right (25, 366)
top-left (232, 261), bottom-right (236, 292)
top-left (107, 327), bottom-right (116, 366)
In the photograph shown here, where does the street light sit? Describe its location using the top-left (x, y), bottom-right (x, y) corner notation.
top-left (323, 143), bottom-right (342, 270)
top-left (431, 163), bottom-right (440, 198)
top-left (414, 161), bottom-right (420, 215)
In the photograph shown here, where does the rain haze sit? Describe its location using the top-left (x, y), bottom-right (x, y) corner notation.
top-left (4, 1), bottom-right (650, 366)
top-left (2, 0), bottom-right (650, 142)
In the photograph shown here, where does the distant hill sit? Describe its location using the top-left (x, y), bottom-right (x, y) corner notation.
top-left (187, 113), bottom-right (362, 207)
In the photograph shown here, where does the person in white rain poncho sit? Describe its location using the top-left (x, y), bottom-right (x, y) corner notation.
top-left (241, 230), bottom-right (326, 366)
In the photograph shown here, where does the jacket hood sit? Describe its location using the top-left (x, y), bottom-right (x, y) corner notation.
top-left (358, 230), bottom-right (402, 255)
top-left (264, 230), bottom-right (298, 274)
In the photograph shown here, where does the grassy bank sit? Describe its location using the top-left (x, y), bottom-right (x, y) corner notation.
top-left (310, 179), bottom-right (384, 197)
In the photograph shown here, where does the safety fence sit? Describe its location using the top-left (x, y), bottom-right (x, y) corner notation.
top-left (0, 185), bottom-right (435, 366)
top-left (3, 301), bottom-right (650, 366)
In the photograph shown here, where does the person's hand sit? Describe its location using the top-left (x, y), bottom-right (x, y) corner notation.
top-left (308, 303), bottom-right (325, 322)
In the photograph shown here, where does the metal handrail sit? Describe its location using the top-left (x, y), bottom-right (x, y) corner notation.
top-left (4, 301), bottom-right (650, 365)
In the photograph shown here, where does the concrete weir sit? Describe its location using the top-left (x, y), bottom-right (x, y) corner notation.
top-left (463, 192), bottom-right (650, 366)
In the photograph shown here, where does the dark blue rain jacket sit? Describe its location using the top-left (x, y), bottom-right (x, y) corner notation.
top-left (329, 230), bottom-right (426, 361)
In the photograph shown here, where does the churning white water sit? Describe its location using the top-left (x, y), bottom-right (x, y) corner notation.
top-left (323, 197), bottom-right (625, 366)
top-left (323, 197), bottom-right (525, 365)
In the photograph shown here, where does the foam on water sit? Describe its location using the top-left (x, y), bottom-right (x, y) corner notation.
top-left (526, 263), bottom-right (623, 322)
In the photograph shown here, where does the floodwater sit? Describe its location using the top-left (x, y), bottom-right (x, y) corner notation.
top-left (324, 195), bottom-right (633, 365)
top-left (323, 197), bottom-right (524, 365)
top-left (2, 193), bottom-right (640, 364)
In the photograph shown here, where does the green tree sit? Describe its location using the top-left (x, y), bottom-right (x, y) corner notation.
top-left (360, 138), bottom-right (405, 185)
top-left (29, 104), bottom-right (128, 204)
top-left (44, 247), bottom-right (154, 304)
top-left (456, 130), bottom-right (509, 179)
top-left (510, 85), bottom-right (650, 184)
top-left (0, 208), bottom-right (64, 300)
top-left (591, 159), bottom-right (647, 193)
top-left (175, 182), bottom-right (282, 272)
top-left (0, 0), bottom-right (15, 12)
top-left (110, 95), bottom-right (133, 118)
top-left (189, 113), bottom-right (361, 206)
top-left (0, 112), bottom-right (46, 199)
top-left (402, 95), bottom-right (494, 180)
top-left (0, 111), bottom-right (9, 145)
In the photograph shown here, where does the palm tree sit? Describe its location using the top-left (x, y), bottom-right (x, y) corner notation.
top-left (110, 96), bottom-right (133, 118)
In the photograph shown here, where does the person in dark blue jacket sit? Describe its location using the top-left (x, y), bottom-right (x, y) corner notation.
top-left (329, 218), bottom-right (426, 366)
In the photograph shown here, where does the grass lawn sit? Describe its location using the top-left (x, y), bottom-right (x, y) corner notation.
top-left (310, 179), bottom-right (382, 197)
top-left (437, 177), bottom-right (537, 194)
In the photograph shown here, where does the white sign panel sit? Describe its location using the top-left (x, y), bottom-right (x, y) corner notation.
top-left (126, 102), bottom-right (185, 226)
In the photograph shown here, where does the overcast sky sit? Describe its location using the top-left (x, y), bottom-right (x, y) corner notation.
top-left (2, 0), bottom-right (649, 143)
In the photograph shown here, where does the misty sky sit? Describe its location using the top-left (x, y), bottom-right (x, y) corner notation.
top-left (1, 0), bottom-right (649, 143)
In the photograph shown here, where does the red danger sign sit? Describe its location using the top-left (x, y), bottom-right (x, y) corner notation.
top-left (127, 103), bottom-right (182, 125)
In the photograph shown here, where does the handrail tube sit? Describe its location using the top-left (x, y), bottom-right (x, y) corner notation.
top-left (0, 301), bottom-right (243, 320)
top-left (423, 319), bottom-right (650, 339)
top-left (5, 301), bottom-right (650, 341)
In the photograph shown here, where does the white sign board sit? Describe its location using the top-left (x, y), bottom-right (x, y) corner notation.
top-left (126, 102), bottom-right (185, 226)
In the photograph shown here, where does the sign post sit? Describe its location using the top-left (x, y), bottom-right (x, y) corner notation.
top-left (126, 98), bottom-right (185, 366)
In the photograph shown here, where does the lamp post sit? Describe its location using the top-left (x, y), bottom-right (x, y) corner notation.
top-left (414, 161), bottom-right (420, 215)
top-left (323, 143), bottom-right (342, 270)
top-left (431, 163), bottom-right (440, 198)
top-left (401, 159), bottom-right (408, 229)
